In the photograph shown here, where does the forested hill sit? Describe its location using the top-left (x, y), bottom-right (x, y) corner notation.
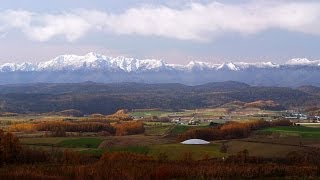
top-left (0, 81), bottom-right (318, 114)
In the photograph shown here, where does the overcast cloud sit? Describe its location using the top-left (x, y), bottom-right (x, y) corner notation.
top-left (1, 1), bottom-right (320, 42)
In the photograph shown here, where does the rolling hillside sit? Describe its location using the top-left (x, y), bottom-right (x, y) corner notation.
top-left (0, 81), bottom-right (318, 114)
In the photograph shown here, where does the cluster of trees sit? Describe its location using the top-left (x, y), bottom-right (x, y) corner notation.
top-left (9, 123), bottom-right (35, 133)
top-left (36, 121), bottom-right (115, 133)
top-left (87, 109), bottom-right (133, 122)
top-left (114, 121), bottom-right (145, 136)
top-left (0, 130), bottom-right (21, 165)
top-left (0, 130), bottom-right (51, 165)
top-left (105, 109), bottom-right (133, 121)
top-left (178, 119), bottom-right (291, 141)
top-left (10, 120), bottom-right (146, 137)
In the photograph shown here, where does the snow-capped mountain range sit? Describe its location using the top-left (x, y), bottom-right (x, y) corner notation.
top-left (0, 52), bottom-right (319, 87)
top-left (1, 52), bottom-right (319, 73)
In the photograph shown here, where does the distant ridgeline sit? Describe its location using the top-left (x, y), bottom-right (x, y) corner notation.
top-left (0, 53), bottom-right (320, 87)
top-left (0, 81), bottom-right (319, 114)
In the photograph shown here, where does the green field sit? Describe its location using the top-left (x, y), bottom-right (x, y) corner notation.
top-left (168, 125), bottom-right (192, 136)
top-left (130, 110), bottom-right (172, 117)
top-left (168, 125), bottom-right (211, 137)
top-left (107, 146), bottom-right (149, 154)
top-left (20, 137), bottom-right (104, 148)
top-left (299, 123), bottom-right (320, 128)
top-left (148, 143), bottom-right (225, 160)
top-left (20, 135), bottom-right (225, 160)
top-left (80, 146), bottom-right (149, 156)
top-left (144, 124), bottom-right (173, 136)
top-left (225, 140), bottom-right (305, 158)
top-left (260, 126), bottom-right (320, 138)
top-left (58, 138), bottom-right (104, 148)
top-left (199, 111), bottom-right (226, 117)
top-left (82, 143), bottom-right (224, 160)
top-left (130, 109), bottom-right (197, 118)
top-left (20, 137), bottom-right (74, 146)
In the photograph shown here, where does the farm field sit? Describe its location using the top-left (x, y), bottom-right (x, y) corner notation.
top-left (130, 108), bottom-right (284, 125)
top-left (20, 137), bottom-right (104, 148)
top-left (3, 107), bottom-right (320, 162)
top-left (99, 135), bottom-right (174, 148)
top-left (148, 143), bottom-right (225, 160)
top-left (259, 126), bottom-right (320, 138)
top-left (298, 123), bottom-right (320, 128)
top-left (130, 109), bottom-right (197, 117)
top-left (144, 124), bottom-right (173, 136)
top-left (224, 140), bottom-right (306, 158)
top-left (19, 135), bottom-right (225, 160)
top-left (3, 105), bottom-right (320, 179)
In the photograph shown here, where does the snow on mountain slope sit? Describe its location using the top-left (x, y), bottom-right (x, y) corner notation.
top-left (0, 62), bottom-right (37, 72)
top-left (216, 62), bottom-right (240, 71)
top-left (234, 62), bottom-right (280, 69)
top-left (0, 52), bottom-right (319, 72)
top-left (286, 58), bottom-right (320, 66)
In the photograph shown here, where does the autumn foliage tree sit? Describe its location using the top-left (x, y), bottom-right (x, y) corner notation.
top-left (0, 130), bottom-right (22, 165)
top-left (9, 119), bottom-right (146, 136)
top-left (36, 121), bottom-right (115, 133)
top-left (114, 121), bottom-right (145, 136)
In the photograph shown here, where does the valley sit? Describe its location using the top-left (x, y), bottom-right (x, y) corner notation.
top-left (1, 82), bottom-right (320, 179)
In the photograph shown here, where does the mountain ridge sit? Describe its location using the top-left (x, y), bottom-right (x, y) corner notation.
top-left (1, 52), bottom-right (319, 72)
top-left (0, 52), bottom-right (320, 87)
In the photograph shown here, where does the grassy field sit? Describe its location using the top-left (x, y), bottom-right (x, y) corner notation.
top-left (144, 124), bottom-right (173, 136)
top-left (299, 123), bottom-right (320, 128)
top-left (130, 110), bottom-right (172, 117)
top-left (225, 140), bottom-right (305, 158)
top-left (20, 137), bottom-right (73, 146)
top-left (130, 108), bottom-right (241, 118)
top-left (98, 135), bottom-right (174, 148)
top-left (260, 126), bottom-right (320, 138)
top-left (83, 143), bottom-right (225, 160)
top-left (107, 146), bottom-right (149, 154)
top-left (197, 108), bottom-right (226, 117)
top-left (148, 143), bottom-right (225, 160)
top-left (80, 146), bottom-right (149, 156)
top-left (20, 137), bottom-right (104, 148)
top-left (57, 138), bottom-right (104, 148)
top-left (168, 125), bottom-right (211, 137)
top-left (168, 125), bottom-right (192, 136)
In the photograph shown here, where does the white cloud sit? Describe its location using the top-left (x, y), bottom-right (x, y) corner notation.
top-left (0, 10), bottom-right (90, 42)
top-left (1, 1), bottom-right (320, 42)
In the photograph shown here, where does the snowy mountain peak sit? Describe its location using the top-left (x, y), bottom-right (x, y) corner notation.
top-left (286, 58), bottom-right (320, 66)
top-left (1, 53), bottom-right (320, 86)
top-left (186, 61), bottom-right (215, 70)
top-left (1, 53), bottom-right (320, 73)
top-left (217, 62), bottom-right (240, 71)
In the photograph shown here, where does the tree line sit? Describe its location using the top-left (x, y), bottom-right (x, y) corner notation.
top-left (9, 120), bottom-right (145, 137)
top-left (177, 119), bottom-right (291, 141)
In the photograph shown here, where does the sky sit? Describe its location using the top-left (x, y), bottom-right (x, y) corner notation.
top-left (0, 0), bottom-right (320, 64)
